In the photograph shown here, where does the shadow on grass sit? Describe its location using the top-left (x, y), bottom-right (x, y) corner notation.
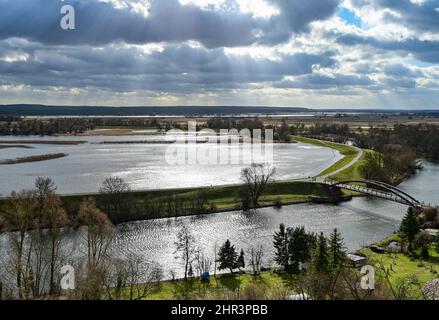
top-left (216, 273), bottom-right (242, 292)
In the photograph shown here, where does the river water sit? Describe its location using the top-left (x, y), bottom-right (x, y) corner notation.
top-left (0, 135), bottom-right (341, 196)
top-left (107, 161), bottom-right (438, 277)
top-left (1, 135), bottom-right (438, 279)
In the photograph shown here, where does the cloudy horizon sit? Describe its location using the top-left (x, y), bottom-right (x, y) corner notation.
top-left (0, 0), bottom-right (438, 109)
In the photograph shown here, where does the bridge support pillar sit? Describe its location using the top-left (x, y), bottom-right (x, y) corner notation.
top-left (320, 185), bottom-right (345, 203)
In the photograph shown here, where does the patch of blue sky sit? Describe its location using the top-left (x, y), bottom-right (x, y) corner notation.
top-left (338, 7), bottom-right (363, 29)
top-left (407, 59), bottom-right (436, 68)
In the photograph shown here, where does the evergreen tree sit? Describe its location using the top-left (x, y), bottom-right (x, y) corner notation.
top-left (288, 227), bottom-right (316, 273)
top-left (314, 233), bottom-right (330, 273)
top-left (217, 239), bottom-right (238, 274)
top-left (273, 224), bottom-right (289, 271)
top-left (435, 234), bottom-right (439, 254)
top-left (328, 228), bottom-right (346, 269)
top-left (236, 249), bottom-right (245, 270)
top-left (399, 207), bottom-right (420, 251)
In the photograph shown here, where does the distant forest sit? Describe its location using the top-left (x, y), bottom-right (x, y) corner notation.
top-left (0, 105), bottom-right (309, 116)
top-left (2, 104), bottom-right (439, 117)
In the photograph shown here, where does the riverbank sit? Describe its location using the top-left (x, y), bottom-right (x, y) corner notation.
top-left (112, 236), bottom-right (439, 300)
top-left (57, 180), bottom-right (339, 224)
top-left (0, 144), bottom-right (33, 149)
top-left (291, 136), bottom-right (364, 179)
top-left (0, 153), bottom-right (68, 165)
top-left (360, 235), bottom-right (439, 299)
top-left (80, 128), bottom-right (160, 136)
top-left (0, 140), bottom-right (86, 145)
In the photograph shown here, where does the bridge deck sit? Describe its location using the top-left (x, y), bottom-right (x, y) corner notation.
top-left (308, 177), bottom-right (431, 208)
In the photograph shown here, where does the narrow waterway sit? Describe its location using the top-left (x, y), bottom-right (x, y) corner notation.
top-left (104, 161), bottom-right (439, 277)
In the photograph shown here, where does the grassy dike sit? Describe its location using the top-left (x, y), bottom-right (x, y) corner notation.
top-left (291, 136), bottom-right (378, 181)
top-left (56, 181), bottom-right (332, 224)
top-left (291, 136), bottom-right (359, 178)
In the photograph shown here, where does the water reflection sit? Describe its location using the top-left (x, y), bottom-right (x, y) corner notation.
top-left (0, 135), bottom-right (342, 196)
top-left (107, 161), bottom-right (438, 277)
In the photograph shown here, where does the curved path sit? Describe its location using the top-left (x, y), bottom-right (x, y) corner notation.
top-left (320, 144), bottom-right (363, 179)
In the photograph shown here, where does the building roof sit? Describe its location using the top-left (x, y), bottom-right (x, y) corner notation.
top-left (347, 254), bottom-right (367, 262)
top-left (424, 229), bottom-right (439, 236)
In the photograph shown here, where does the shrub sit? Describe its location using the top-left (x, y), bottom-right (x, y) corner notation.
top-left (274, 197), bottom-right (283, 209)
top-left (423, 208), bottom-right (438, 222)
top-left (241, 283), bottom-right (266, 300)
top-left (414, 231), bottom-right (432, 249)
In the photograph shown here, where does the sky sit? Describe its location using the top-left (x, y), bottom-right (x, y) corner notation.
top-left (0, 0), bottom-right (438, 109)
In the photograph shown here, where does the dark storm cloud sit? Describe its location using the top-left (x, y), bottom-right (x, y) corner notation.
top-left (351, 0), bottom-right (439, 33)
top-left (0, 40), bottom-right (336, 92)
top-left (0, 0), bottom-right (340, 48)
top-left (260, 0), bottom-right (341, 44)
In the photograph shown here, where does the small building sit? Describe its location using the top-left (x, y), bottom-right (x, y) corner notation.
top-left (424, 229), bottom-right (439, 237)
top-left (386, 241), bottom-right (402, 253)
top-left (347, 254), bottom-right (367, 268)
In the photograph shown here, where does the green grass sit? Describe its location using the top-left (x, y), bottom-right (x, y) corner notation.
top-left (330, 149), bottom-right (376, 181)
top-left (143, 271), bottom-right (293, 300)
top-left (361, 236), bottom-right (439, 299)
top-left (292, 136), bottom-right (381, 183)
top-left (291, 136), bottom-right (359, 178)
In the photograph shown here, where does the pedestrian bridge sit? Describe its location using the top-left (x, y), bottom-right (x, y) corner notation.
top-left (312, 178), bottom-right (429, 208)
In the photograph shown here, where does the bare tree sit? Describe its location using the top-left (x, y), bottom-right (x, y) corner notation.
top-left (194, 248), bottom-right (212, 278)
top-left (23, 226), bottom-right (49, 298)
top-left (3, 190), bottom-right (37, 298)
top-left (42, 192), bottom-right (69, 295)
top-left (11, 178), bottom-right (59, 299)
top-left (34, 177), bottom-right (57, 201)
top-left (77, 197), bottom-right (115, 270)
top-left (34, 176), bottom-right (57, 221)
top-left (247, 246), bottom-right (264, 277)
top-left (240, 163), bottom-right (276, 208)
top-left (0, 217), bottom-right (4, 300)
top-left (378, 263), bottom-right (422, 300)
top-left (2, 184), bottom-right (70, 299)
top-left (99, 176), bottom-right (131, 219)
top-left (76, 197), bottom-right (115, 299)
top-left (106, 253), bottom-right (163, 300)
top-left (100, 176), bottom-right (130, 194)
top-left (174, 225), bottom-right (196, 281)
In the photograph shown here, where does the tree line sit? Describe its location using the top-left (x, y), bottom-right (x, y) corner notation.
top-left (294, 122), bottom-right (439, 161)
top-left (355, 124), bottom-right (439, 161)
top-left (0, 177), bottom-right (163, 300)
top-left (360, 145), bottom-right (418, 184)
top-left (0, 118), bottom-right (95, 136)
